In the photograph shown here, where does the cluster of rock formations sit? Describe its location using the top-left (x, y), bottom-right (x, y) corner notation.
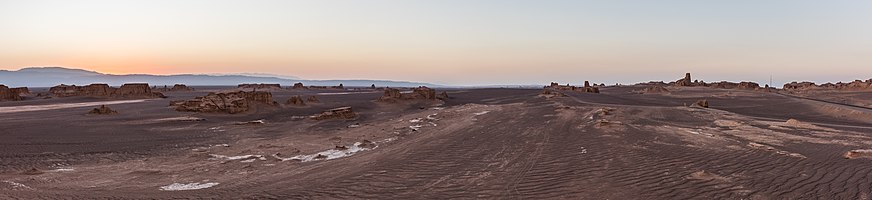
top-left (309, 84), bottom-right (345, 90)
top-left (540, 89), bottom-right (568, 98)
top-left (284, 95), bottom-right (317, 106)
top-left (672, 73), bottom-right (697, 87)
top-left (238, 83), bottom-right (282, 91)
top-left (378, 86), bottom-right (447, 102)
top-left (637, 85), bottom-right (670, 94)
top-left (286, 96), bottom-right (306, 106)
top-left (88, 105), bottom-right (117, 115)
top-left (708, 81), bottom-right (760, 90)
top-left (544, 81), bottom-right (600, 94)
top-left (669, 73), bottom-right (762, 90)
top-left (49, 83), bottom-right (166, 98)
top-left (783, 79), bottom-right (872, 91)
top-left (311, 107), bottom-right (357, 120)
top-left (172, 91), bottom-right (277, 114)
top-left (154, 84), bottom-right (193, 92)
top-left (0, 85), bottom-right (29, 101)
top-left (307, 96), bottom-right (320, 103)
top-left (290, 82), bottom-right (353, 90)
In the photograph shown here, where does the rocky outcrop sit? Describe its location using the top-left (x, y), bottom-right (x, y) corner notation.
top-left (693, 99), bottom-right (709, 108)
top-left (637, 86), bottom-right (670, 94)
top-left (116, 83), bottom-right (164, 98)
top-left (378, 86), bottom-right (442, 102)
top-left (50, 84), bottom-right (110, 97)
top-left (410, 87), bottom-right (436, 100)
top-left (155, 84), bottom-right (194, 92)
top-left (737, 82), bottom-right (760, 89)
top-left (540, 89), bottom-right (567, 98)
top-left (381, 88), bottom-right (402, 100)
top-left (88, 105), bottom-right (117, 115)
top-left (669, 73), bottom-right (710, 87)
top-left (286, 95), bottom-right (306, 106)
top-left (783, 82), bottom-right (817, 90)
top-left (10, 87), bottom-right (30, 96)
top-left (0, 85), bottom-right (29, 101)
top-left (673, 73), bottom-right (694, 86)
top-left (311, 107), bottom-right (357, 120)
top-left (238, 84), bottom-right (282, 91)
top-left (49, 83), bottom-right (165, 98)
top-left (844, 149), bottom-right (872, 159)
top-left (309, 84), bottom-right (345, 90)
top-left (784, 79), bottom-right (872, 91)
top-left (437, 91), bottom-right (449, 100)
top-left (307, 96), bottom-right (320, 103)
top-left (291, 83), bottom-right (307, 89)
top-left (669, 73), bottom-right (763, 90)
top-left (708, 81), bottom-right (760, 90)
top-left (173, 91), bottom-right (277, 114)
top-left (545, 82), bottom-right (599, 93)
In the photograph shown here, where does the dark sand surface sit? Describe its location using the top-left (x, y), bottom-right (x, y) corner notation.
top-left (2, 86), bottom-right (872, 199)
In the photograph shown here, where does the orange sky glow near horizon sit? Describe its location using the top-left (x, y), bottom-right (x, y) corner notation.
top-left (2, 0), bottom-right (872, 86)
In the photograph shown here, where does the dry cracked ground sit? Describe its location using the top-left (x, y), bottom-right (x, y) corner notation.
top-left (3, 86), bottom-right (872, 199)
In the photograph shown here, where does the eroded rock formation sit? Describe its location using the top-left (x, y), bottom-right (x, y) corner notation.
top-left (669, 73), bottom-right (761, 90)
top-left (378, 86), bottom-right (442, 102)
top-left (291, 83), bottom-right (307, 89)
top-left (693, 99), bottom-right (709, 108)
top-left (116, 84), bottom-right (163, 98)
top-left (381, 88), bottom-right (402, 100)
top-left (308, 84), bottom-right (345, 90)
top-left (88, 105), bottom-right (118, 115)
top-left (708, 81), bottom-right (760, 90)
top-left (286, 95), bottom-right (306, 106)
top-left (49, 83), bottom-right (165, 98)
top-left (311, 107), bottom-right (357, 120)
top-left (637, 86), bottom-right (670, 94)
top-left (784, 79), bottom-right (872, 91)
top-left (307, 96), bottom-right (320, 103)
top-left (673, 73), bottom-right (694, 86)
top-left (410, 87), bottom-right (436, 100)
top-left (238, 84), bottom-right (282, 91)
top-left (545, 82), bottom-right (599, 93)
top-left (173, 91), bottom-right (277, 114)
top-left (437, 91), bottom-right (449, 100)
top-left (783, 82), bottom-right (817, 90)
top-left (0, 85), bottom-right (29, 101)
top-left (540, 89), bottom-right (567, 98)
top-left (155, 84), bottom-right (194, 92)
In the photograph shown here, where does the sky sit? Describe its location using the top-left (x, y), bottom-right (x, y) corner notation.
top-left (1, 0), bottom-right (871, 86)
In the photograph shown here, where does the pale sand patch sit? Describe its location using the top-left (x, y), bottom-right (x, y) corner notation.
top-left (0, 100), bottom-right (148, 114)
top-left (316, 91), bottom-right (380, 95)
top-left (159, 182), bottom-right (219, 191)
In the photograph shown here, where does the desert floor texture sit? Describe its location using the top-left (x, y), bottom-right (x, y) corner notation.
top-left (2, 85), bottom-right (872, 199)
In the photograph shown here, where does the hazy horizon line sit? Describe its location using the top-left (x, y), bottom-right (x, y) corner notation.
top-left (2, 65), bottom-right (871, 88)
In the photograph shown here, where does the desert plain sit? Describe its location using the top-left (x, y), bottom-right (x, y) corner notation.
top-left (2, 74), bottom-right (872, 199)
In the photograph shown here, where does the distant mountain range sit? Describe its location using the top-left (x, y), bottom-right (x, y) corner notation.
top-left (0, 67), bottom-right (443, 88)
